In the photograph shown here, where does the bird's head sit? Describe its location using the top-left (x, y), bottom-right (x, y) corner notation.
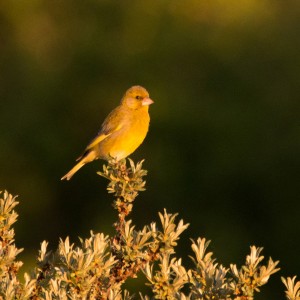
top-left (122, 85), bottom-right (154, 110)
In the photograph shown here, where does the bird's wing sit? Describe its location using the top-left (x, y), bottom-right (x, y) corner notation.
top-left (85, 106), bottom-right (125, 151)
top-left (85, 123), bottom-right (122, 151)
top-left (75, 122), bottom-right (123, 162)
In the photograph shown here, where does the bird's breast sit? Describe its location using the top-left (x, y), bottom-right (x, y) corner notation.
top-left (98, 110), bottom-right (150, 160)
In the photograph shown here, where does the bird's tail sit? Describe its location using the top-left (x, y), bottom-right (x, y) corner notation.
top-left (61, 150), bottom-right (96, 180)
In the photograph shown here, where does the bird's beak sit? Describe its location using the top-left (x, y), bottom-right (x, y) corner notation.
top-left (142, 97), bottom-right (154, 106)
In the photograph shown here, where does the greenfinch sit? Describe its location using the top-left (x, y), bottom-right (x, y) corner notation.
top-left (61, 85), bottom-right (154, 180)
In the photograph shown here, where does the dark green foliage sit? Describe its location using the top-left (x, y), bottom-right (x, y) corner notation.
top-left (1, 3), bottom-right (299, 298)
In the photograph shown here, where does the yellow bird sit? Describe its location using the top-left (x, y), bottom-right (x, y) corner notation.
top-left (61, 85), bottom-right (154, 180)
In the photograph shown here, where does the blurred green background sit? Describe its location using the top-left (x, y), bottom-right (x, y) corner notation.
top-left (1, 0), bottom-right (299, 298)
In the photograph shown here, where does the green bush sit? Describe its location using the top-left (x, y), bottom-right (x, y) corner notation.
top-left (0, 159), bottom-right (299, 299)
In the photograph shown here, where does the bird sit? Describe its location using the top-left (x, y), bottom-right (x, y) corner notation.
top-left (61, 85), bottom-right (154, 180)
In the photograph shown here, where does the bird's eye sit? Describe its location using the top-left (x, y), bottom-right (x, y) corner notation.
top-left (135, 95), bottom-right (141, 100)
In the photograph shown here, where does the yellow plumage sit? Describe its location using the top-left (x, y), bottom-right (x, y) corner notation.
top-left (61, 85), bottom-right (154, 180)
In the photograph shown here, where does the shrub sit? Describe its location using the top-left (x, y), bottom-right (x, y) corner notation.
top-left (0, 159), bottom-right (298, 299)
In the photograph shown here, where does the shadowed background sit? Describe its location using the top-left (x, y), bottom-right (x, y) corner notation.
top-left (1, 1), bottom-right (299, 298)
